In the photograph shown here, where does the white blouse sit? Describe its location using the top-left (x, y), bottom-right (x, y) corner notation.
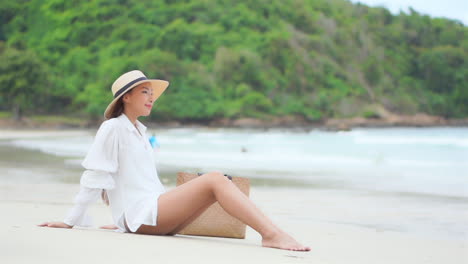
top-left (63, 114), bottom-right (166, 232)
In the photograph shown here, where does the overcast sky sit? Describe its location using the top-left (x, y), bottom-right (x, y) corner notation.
top-left (349, 0), bottom-right (468, 25)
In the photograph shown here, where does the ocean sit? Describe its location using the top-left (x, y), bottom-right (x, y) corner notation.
top-left (1, 126), bottom-right (467, 241)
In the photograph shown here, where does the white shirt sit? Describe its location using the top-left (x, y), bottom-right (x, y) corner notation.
top-left (64, 114), bottom-right (166, 232)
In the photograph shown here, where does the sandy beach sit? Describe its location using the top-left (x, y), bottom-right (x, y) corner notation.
top-left (0, 182), bottom-right (466, 264)
top-left (1, 128), bottom-right (467, 263)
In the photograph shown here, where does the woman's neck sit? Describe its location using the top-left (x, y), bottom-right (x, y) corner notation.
top-left (123, 110), bottom-right (138, 125)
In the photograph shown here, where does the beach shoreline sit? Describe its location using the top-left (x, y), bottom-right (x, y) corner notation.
top-left (1, 112), bottom-right (468, 131)
top-left (1, 127), bottom-right (467, 263)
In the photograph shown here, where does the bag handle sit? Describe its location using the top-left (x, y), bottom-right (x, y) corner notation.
top-left (197, 172), bottom-right (232, 181)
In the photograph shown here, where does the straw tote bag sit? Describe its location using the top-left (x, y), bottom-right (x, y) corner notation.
top-left (176, 172), bottom-right (250, 239)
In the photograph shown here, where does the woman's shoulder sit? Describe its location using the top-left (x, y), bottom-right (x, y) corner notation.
top-left (101, 117), bottom-right (120, 127)
top-left (97, 117), bottom-right (122, 134)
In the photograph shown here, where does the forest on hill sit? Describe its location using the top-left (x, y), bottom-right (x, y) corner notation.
top-left (0, 0), bottom-right (466, 123)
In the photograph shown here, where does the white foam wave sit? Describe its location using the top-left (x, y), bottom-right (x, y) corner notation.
top-left (11, 138), bottom-right (91, 157)
top-left (349, 127), bottom-right (468, 147)
top-left (354, 136), bottom-right (468, 147)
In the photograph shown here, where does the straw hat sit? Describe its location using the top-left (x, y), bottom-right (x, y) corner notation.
top-left (104, 70), bottom-right (169, 119)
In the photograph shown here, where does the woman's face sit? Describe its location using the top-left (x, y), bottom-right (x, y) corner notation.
top-left (123, 82), bottom-right (154, 117)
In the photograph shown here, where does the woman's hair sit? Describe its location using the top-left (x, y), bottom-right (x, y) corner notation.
top-left (108, 88), bottom-right (134, 119)
top-left (108, 97), bottom-right (125, 119)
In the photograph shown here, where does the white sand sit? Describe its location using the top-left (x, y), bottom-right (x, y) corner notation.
top-left (0, 183), bottom-right (466, 264)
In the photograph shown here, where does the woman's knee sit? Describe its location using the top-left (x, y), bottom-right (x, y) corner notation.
top-left (201, 171), bottom-right (223, 178)
top-left (201, 171), bottom-right (229, 186)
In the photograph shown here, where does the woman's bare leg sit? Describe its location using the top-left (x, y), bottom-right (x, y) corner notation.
top-left (166, 201), bottom-right (215, 235)
top-left (136, 172), bottom-right (310, 251)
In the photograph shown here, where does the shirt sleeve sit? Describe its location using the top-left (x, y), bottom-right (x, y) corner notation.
top-left (80, 121), bottom-right (118, 189)
top-left (63, 186), bottom-right (101, 227)
top-left (63, 121), bottom-right (119, 227)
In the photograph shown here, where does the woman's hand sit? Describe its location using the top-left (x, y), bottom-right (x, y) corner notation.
top-left (99, 224), bottom-right (118, 230)
top-left (37, 222), bottom-right (73, 229)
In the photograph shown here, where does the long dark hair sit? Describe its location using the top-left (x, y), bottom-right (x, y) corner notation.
top-left (108, 97), bottom-right (125, 119)
top-left (108, 88), bottom-right (134, 119)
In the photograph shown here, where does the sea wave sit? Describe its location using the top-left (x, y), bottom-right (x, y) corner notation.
top-left (4, 127), bottom-right (467, 198)
top-left (349, 128), bottom-right (468, 147)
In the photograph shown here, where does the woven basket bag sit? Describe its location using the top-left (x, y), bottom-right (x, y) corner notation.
top-left (176, 172), bottom-right (250, 239)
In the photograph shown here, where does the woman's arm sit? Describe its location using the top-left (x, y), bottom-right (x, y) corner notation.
top-left (39, 121), bottom-right (118, 229)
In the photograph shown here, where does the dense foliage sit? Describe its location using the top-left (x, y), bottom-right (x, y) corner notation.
top-left (0, 0), bottom-right (466, 121)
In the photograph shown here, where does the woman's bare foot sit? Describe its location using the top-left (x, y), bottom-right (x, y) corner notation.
top-left (262, 230), bottom-right (311, 251)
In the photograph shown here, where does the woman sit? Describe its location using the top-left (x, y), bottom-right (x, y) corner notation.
top-left (39, 70), bottom-right (310, 252)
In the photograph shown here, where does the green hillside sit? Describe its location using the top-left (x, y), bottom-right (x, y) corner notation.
top-left (0, 0), bottom-right (467, 122)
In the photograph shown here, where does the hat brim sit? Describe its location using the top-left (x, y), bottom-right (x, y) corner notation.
top-left (104, 79), bottom-right (169, 119)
